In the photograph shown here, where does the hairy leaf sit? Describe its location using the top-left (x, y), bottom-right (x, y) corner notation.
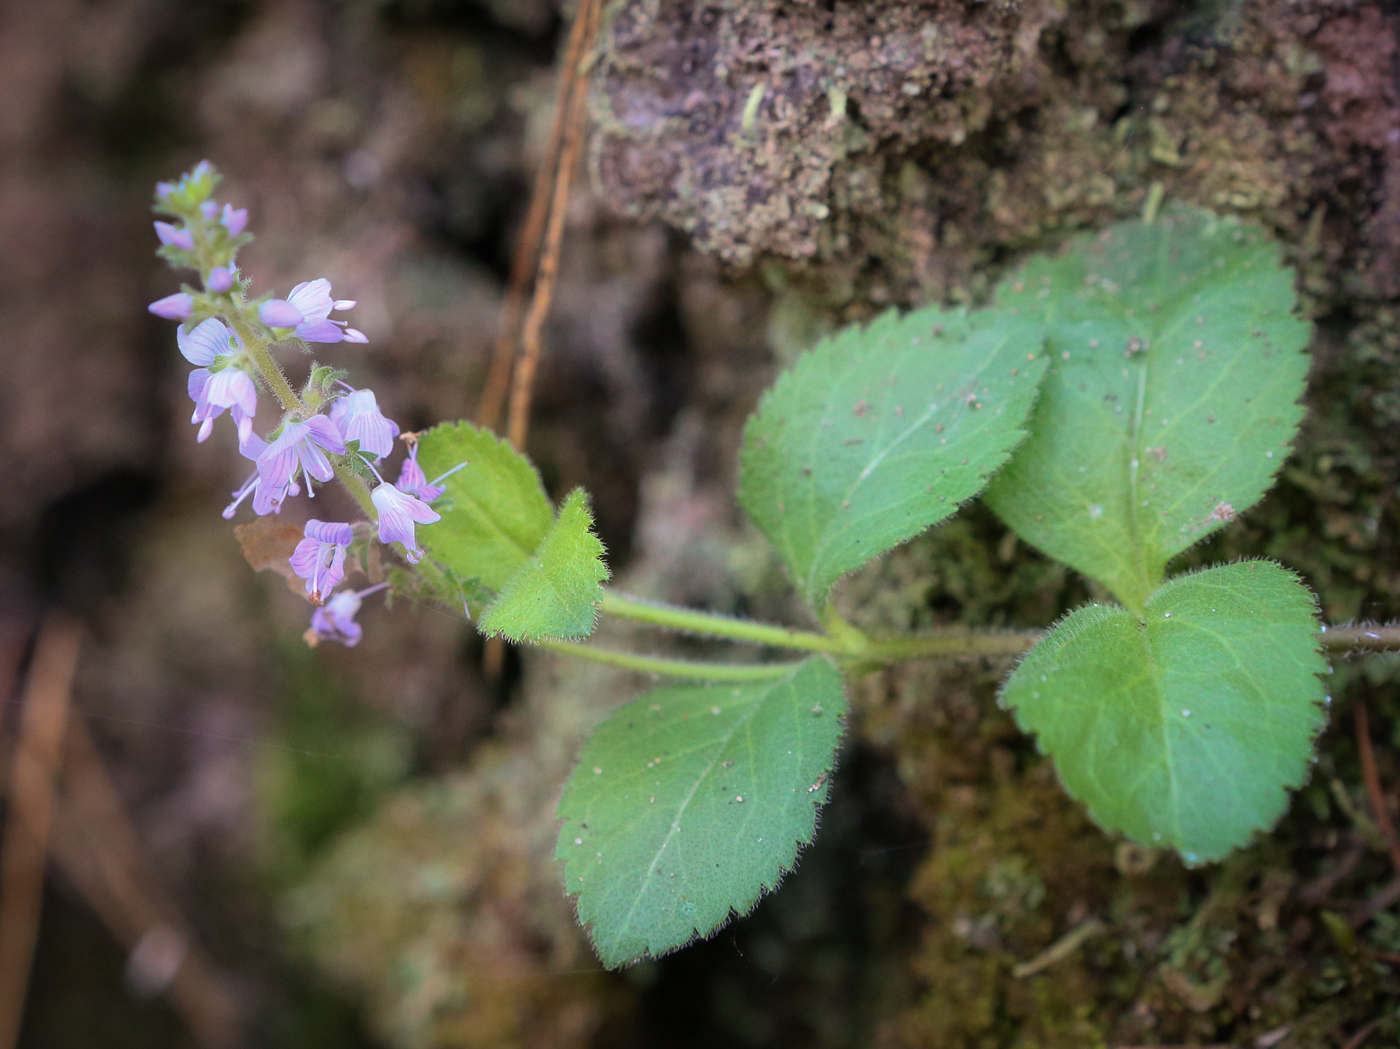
top-left (1001, 560), bottom-right (1326, 864)
top-left (415, 422), bottom-right (553, 596)
top-left (739, 305), bottom-right (1048, 608)
top-left (480, 489), bottom-right (609, 640)
top-left (984, 209), bottom-right (1310, 611)
top-left (557, 657), bottom-right (846, 968)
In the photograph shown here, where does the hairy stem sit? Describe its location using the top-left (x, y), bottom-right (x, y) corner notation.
top-left (223, 308), bottom-right (302, 414)
top-left (333, 463), bottom-right (378, 520)
top-left (596, 591), bottom-right (1400, 666)
top-left (599, 592), bottom-right (846, 654)
top-left (1322, 625), bottom-right (1400, 652)
top-left (534, 638), bottom-right (799, 681)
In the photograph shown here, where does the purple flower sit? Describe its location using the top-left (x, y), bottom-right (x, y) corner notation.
top-left (371, 483), bottom-right (440, 563)
top-left (222, 203), bottom-right (248, 236)
top-left (154, 221), bottom-right (194, 251)
top-left (395, 442), bottom-right (446, 502)
top-left (199, 200), bottom-right (219, 220)
top-left (330, 389), bottom-right (399, 459)
top-left (206, 266), bottom-right (234, 293)
top-left (256, 416), bottom-right (347, 496)
top-left (155, 181), bottom-right (176, 200)
top-left (188, 365), bottom-right (258, 443)
top-left (148, 293), bottom-right (193, 320)
top-left (224, 434), bottom-right (300, 518)
top-left (177, 317), bottom-right (234, 366)
top-left (259, 279), bottom-right (367, 344)
top-left (289, 519), bottom-right (354, 603)
top-left (303, 582), bottom-right (388, 647)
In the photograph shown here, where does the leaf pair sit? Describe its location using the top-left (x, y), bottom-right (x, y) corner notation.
top-left (415, 422), bottom-right (608, 641)
top-left (559, 297), bottom-right (1055, 968)
top-left (987, 211), bottom-right (1325, 863)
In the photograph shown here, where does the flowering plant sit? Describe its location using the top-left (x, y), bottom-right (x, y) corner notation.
top-left (149, 162), bottom-right (451, 644)
top-left (150, 163), bottom-right (1384, 971)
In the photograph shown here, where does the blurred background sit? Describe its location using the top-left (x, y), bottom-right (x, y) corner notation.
top-left (1, 0), bottom-right (1399, 1047)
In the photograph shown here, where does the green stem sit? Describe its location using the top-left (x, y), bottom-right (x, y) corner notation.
top-left (599, 591), bottom-right (845, 654)
top-left (224, 308), bottom-right (302, 414)
top-left (534, 638), bottom-right (799, 681)
top-left (1321, 625), bottom-right (1400, 653)
top-left (334, 463), bottom-right (378, 520)
top-left (860, 629), bottom-right (1046, 661)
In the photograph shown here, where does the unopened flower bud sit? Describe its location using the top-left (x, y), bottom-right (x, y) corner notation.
top-left (221, 204), bottom-right (248, 236)
top-left (148, 293), bottom-right (194, 320)
top-left (154, 221), bottom-right (194, 251)
top-left (206, 266), bottom-right (234, 293)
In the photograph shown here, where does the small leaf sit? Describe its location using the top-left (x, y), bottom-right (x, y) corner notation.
top-left (557, 657), bottom-right (846, 968)
top-left (738, 305), bottom-right (1048, 608)
top-left (984, 208), bottom-right (1311, 610)
top-left (480, 489), bottom-right (609, 641)
top-left (415, 422), bottom-right (553, 593)
top-left (1001, 560), bottom-right (1327, 864)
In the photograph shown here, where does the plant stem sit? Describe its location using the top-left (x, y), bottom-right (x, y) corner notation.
top-left (333, 463), bottom-right (378, 520)
top-left (534, 638), bottom-right (800, 681)
top-left (599, 592), bottom-right (846, 654)
top-left (223, 308), bottom-right (301, 414)
top-left (1322, 625), bottom-right (1400, 652)
top-left (860, 630), bottom-right (1046, 661)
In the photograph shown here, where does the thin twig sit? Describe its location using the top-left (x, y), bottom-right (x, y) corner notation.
top-left (0, 616), bottom-right (81, 1049)
top-left (476, 0), bottom-right (599, 432)
top-left (1012, 917), bottom-right (1106, 978)
top-left (1349, 873), bottom-right (1400, 928)
top-left (1297, 835), bottom-right (1367, 906)
top-left (1353, 698), bottom-right (1400, 875)
top-left (506, 0), bottom-right (602, 452)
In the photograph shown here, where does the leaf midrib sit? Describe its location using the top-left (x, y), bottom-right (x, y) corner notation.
top-left (798, 329), bottom-right (1012, 603)
top-left (608, 670), bottom-right (796, 955)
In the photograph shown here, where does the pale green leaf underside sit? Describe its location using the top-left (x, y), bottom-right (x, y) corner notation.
top-left (415, 421), bottom-right (553, 593)
top-left (1001, 560), bottom-right (1326, 863)
top-left (479, 489), bottom-right (609, 641)
top-left (984, 208), bottom-right (1311, 611)
top-left (738, 304), bottom-right (1048, 608)
top-left (557, 657), bottom-right (846, 968)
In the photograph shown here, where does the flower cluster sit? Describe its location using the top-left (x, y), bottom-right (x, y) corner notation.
top-left (149, 161), bottom-right (459, 646)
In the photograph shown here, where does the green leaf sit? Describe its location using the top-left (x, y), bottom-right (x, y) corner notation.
top-left (984, 208), bottom-right (1311, 611)
top-left (479, 489), bottom-right (609, 641)
top-left (415, 422), bottom-right (553, 594)
top-left (1000, 560), bottom-right (1327, 864)
top-left (556, 657), bottom-right (846, 968)
top-left (738, 305), bottom-right (1048, 608)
